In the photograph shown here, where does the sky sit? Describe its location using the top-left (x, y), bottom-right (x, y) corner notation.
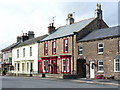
top-left (0, 0), bottom-right (119, 50)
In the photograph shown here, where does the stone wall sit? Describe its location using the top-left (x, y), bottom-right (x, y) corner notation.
top-left (78, 37), bottom-right (120, 79)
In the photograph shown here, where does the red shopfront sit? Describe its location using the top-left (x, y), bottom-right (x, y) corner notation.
top-left (38, 56), bottom-right (58, 74)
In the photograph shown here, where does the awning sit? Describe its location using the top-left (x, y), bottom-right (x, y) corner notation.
top-left (114, 55), bottom-right (120, 59)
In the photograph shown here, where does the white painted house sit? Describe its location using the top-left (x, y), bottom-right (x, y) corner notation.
top-left (12, 32), bottom-right (48, 75)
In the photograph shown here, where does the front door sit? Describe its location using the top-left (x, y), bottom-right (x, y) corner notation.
top-left (90, 61), bottom-right (95, 78)
top-left (51, 60), bottom-right (57, 74)
top-left (77, 59), bottom-right (86, 78)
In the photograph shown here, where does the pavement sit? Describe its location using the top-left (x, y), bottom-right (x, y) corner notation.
top-left (3, 74), bottom-right (120, 86)
top-left (31, 76), bottom-right (120, 86)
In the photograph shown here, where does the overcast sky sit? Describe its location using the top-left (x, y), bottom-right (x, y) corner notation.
top-left (0, 0), bottom-right (119, 50)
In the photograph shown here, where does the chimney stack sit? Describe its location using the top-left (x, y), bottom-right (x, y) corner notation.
top-left (48, 23), bottom-right (56, 34)
top-left (17, 36), bottom-right (22, 42)
top-left (66, 13), bottom-right (74, 25)
top-left (28, 31), bottom-right (34, 39)
top-left (95, 3), bottom-right (102, 19)
top-left (22, 33), bottom-right (29, 42)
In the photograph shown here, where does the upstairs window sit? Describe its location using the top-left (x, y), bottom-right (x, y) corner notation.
top-left (78, 45), bottom-right (83, 55)
top-left (17, 49), bottom-right (19, 58)
top-left (23, 48), bottom-right (25, 57)
top-left (63, 39), bottom-right (68, 53)
top-left (98, 43), bottom-right (104, 54)
top-left (30, 47), bottom-right (32, 56)
top-left (44, 42), bottom-right (48, 55)
top-left (98, 60), bottom-right (104, 72)
top-left (52, 41), bottom-right (56, 55)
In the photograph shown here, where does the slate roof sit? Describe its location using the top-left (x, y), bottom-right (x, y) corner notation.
top-left (41, 17), bottom-right (95, 41)
top-left (79, 26), bottom-right (120, 42)
top-left (1, 42), bottom-right (21, 52)
top-left (15, 34), bottom-right (48, 48)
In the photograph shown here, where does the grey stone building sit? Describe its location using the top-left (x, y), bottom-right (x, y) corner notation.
top-left (77, 26), bottom-right (120, 80)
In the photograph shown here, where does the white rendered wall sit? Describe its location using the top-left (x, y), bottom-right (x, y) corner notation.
top-left (12, 43), bottom-right (38, 74)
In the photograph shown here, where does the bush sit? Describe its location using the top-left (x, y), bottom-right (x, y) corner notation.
top-left (2, 70), bottom-right (6, 75)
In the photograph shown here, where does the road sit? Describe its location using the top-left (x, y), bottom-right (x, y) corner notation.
top-left (1, 76), bottom-right (119, 88)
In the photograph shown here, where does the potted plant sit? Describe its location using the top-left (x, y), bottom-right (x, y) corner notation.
top-left (95, 74), bottom-right (104, 79)
top-left (2, 70), bottom-right (6, 75)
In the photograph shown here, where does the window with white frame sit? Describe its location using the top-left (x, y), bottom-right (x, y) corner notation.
top-left (23, 48), bottom-right (25, 57)
top-left (42, 60), bottom-right (49, 72)
top-left (62, 58), bottom-right (70, 73)
top-left (98, 60), bottom-right (104, 72)
top-left (114, 59), bottom-right (120, 72)
top-left (30, 47), bottom-right (32, 56)
top-left (44, 43), bottom-right (48, 55)
top-left (27, 62), bottom-right (29, 72)
top-left (78, 45), bottom-right (83, 55)
top-left (63, 39), bottom-right (68, 53)
top-left (17, 49), bottom-right (19, 58)
top-left (98, 43), bottom-right (104, 54)
top-left (52, 41), bottom-right (56, 55)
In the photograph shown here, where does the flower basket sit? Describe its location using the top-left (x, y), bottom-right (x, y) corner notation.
top-left (96, 74), bottom-right (104, 79)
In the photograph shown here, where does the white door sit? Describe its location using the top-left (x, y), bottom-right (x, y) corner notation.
top-left (90, 61), bottom-right (95, 78)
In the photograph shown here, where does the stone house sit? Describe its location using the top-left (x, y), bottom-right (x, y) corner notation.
top-left (12, 31), bottom-right (48, 75)
top-left (0, 52), bottom-right (3, 71)
top-left (37, 4), bottom-right (108, 78)
top-left (77, 26), bottom-right (120, 80)
top-left (1, 42), bottom-right (21, 72)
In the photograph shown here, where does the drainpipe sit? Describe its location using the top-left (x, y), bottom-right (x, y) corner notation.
top-left (72, 35), bottom-right (74, 74)
top-left (72, 32), bottom-right (78, 75)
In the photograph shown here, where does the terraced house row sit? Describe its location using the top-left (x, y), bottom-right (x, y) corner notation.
top-left (1, 4), bottom-right (120, 80)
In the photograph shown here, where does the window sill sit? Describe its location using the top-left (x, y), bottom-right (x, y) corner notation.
top-left (79, 54), bottom-right (83, 56)
top-left (97, 71), bottom-right (104, 73)
top-left (114, 71), bottom-right (120, 73)
top-left (98, 53), bottom-right (104, 55)
top-left (63, 51), bottom-right (68, 53)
